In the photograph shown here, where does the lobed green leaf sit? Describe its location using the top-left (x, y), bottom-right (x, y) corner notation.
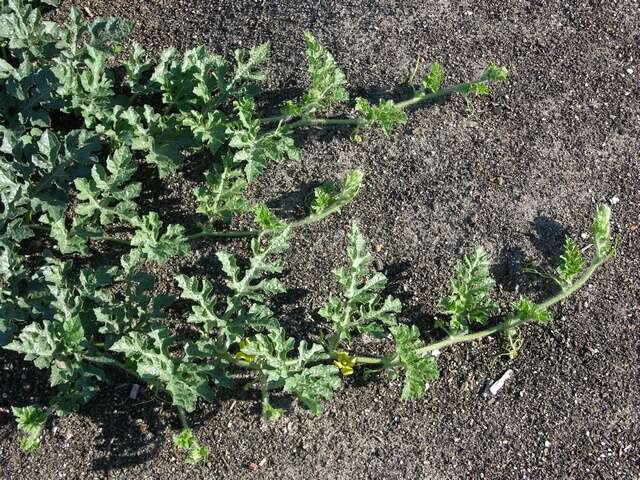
top-left (437, 246), bottom-right (498, 334)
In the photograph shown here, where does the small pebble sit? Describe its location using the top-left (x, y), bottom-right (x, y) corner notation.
top-left (609, 196), bottom-right (620, 205)
top-left (626, 68), bottom-right (634, 74)
top-left (544, 440), bottom-right (552, 448)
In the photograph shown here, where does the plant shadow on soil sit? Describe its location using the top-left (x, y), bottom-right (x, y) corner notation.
top-left (87, 393), bottom-right (165, 472)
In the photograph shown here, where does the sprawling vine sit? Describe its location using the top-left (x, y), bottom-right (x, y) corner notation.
top-left (0, 0), bottom-right (613, 464)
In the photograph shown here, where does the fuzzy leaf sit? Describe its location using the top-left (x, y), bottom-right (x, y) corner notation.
top-left (354, 98), bottom-right (407, 136)
top-left (483, 63), bottom-right (509, 82)
top-left (150, 46), bottom-right (227, 110)
top-left (283, 32), bottom-right (348, 117)
top-left (180, 110), bottom-right (226, 154)
top-left (311, 170), bottom-right (363, 216)
top-left (391, 325), bottom-right (439, 400)
top-left (110, 327), bottom-right (213, 412)
top-left (74, 146), bottom-right (141, 225)
top-left (592, 204), bottom-right (612, 260)
top-left (12, 405), bottom-right (49, 452)
top-left (512, 297), bottom-right (551, 325)
top-left (176, 274), bottom-right (257, 343)
top-left (217, 226), bottom-right (291, 301)
top-left (242, 327), bottom-right (295, 384)
top-left (232, 42), bottom-right (270, 87)
top-left (193, 156), bottom-right (250, 223)
top-left (320, 223), bottom-right (399, 344)
top-left (254, 203), bottom-right (284, 232)
top-left (227, 98), bottom-right (299, 182)
top-left (555, 237), bottom-right (585, 290)
top-left (283, 364), bottom-right (341, 414)
top-left (261, 397), bottom-right (284, 422)
top-left (437, 246), bottom-right (498, 334)
top-left (4, 321), bottom-right (57, 369)
top-left (123, 42), bottom-right (152, 94)
top-left (130, 212), bottom-right (190, 263)
top-left (173, 428), bottom-right (208, 464)
top-left (421, 63), bottom-right (445, 93)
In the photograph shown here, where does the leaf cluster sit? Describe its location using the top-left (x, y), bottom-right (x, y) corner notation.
top-left (437, 246), bottom-right (498, 334)
top-left (319, 223), bottom-right (401, 344)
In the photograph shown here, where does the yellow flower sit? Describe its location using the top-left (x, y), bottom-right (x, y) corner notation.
top-left (234, 338), bottom-right (256, 363)
top-left (333, 351), bottom-right (356, 376)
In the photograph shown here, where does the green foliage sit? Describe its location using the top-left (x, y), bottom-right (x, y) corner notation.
top-left (421, 62), bottom-right (445, 93)
top-left (173, 428), bottom-right (209, 464)
top-left (228, 97), bottom-right (300, 181)
top-left (391, 325), bottom-right (439, 400)
top-left (12, 405), bottom-right (49, 452)
top-left (459, 63), bottom-right (508, 111)
top-left (241, 328), bottom-right (340, 414)
top-left (193, 155), bottom-right (251, 224)
top-left (354, 98), bottom-right (407, 135)
top-left (110, 326), bottom-right (214, 412)
top-left (254, 203), bottom-right (284, 231)
top-left (2, 0), bottom-right (614, 467)
top-left (483, 63), bottom-right (509, 82)
top-left (319, 223), bottom-right (400, 344)
top-left (74, 146), bottom-right (141, 225)
top-left (283, 364), bottom-right (341, 414)
top-left (4, 257), bottom-right (111, 414)
top-left (0, 0), bottom-right (56, 62)
top-left (231, 42), bottom-right (270, 89)
top-left (283, 32), bottom-right (348, 118)
top-left (100, 104), bottom-right (199, 178)
top-left (502, 317), bottom-right (523, 360)
top-left (592, 204), bottom-right (612, 260)
top-left (261, 397), bottom-right (284, 422)
top-left (40, 214), bottom-right (93, 255)
top-left (129, 212), bottom-right (190, 264)
top-left (555, 237), bottom-right (585, 290)
top-left (122, 43), bottom-right (152, 95)
top-left (437, 246), bottom-right (498, 334)
top-left (217, 226), bottom-right (291, 301)
top-left (524, 205), bottom-right (612, 295)
top-left (310, 169), bottom-right (363, 216)
top-left (150, 46), bottom-right (226, 111)
top-left (512, 297), bottom-right (552, 325)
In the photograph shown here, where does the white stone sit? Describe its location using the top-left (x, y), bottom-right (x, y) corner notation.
top-left (489, 369), bottom-right (513, 395)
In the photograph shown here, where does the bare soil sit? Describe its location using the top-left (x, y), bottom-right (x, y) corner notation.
top-left (1, 1), bottom-right (639, 479)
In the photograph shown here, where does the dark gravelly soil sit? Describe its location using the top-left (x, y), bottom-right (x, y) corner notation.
top-left (2, 1), bottom-right (639, 479)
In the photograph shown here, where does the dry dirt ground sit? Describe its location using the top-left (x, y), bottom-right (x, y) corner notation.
top-left (1, 0), bottom-right (639, 479)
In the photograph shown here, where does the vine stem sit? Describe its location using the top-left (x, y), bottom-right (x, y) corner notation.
top-left (185, 229), bottom-right (257, 241)
top-left (45, 200), bottom-right (348, 247)
top-left (259, 78), bottom-right (480, 130)
top-left (414, 256), bottom-right (605, 356)
top-left (81, 354), bottom-right (136, 375)
top-left (27, 77), bottom-right (487, 250)
top-left (81, 254), bottom-right (608, 387)
top-left (294, 254), bottom-right (609, 368)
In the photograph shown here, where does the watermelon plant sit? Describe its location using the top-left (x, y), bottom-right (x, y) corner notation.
top-left (0, 0), bottom-right (615, 464)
